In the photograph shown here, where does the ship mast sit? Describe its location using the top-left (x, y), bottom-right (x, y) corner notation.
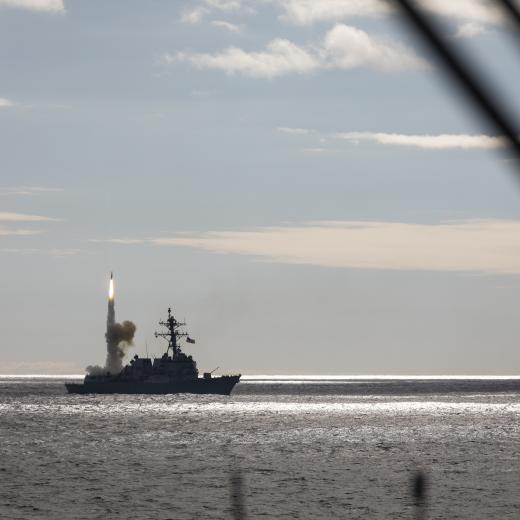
top-left (154, 307), bottom-right (189, 357)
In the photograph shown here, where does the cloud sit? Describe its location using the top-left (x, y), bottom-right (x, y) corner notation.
top-left (0, 212), bottom-right (60, 222)
top-left (277, 126), bottom-right (314, 135)
top-left (1, 247), bottom-right (40, 253)
top-left (0, 212), bottom-right (60, 238)
top-left (168, 24), bottom-right (425, 78)
top-left (183, 0), bottom-right (505, 32)
top-left (180, 0), bottom-right (244, 24)
top-left (302, 147), bottom-right (330, 153)
top-left (279, 128), bottom-right (504, 151)
top-left (0, 0), bottom-right (64, 12)
top-left (1, 247), bottom-right (92, 256)
top-left (0, 227), bottom-right (41, 236)
top-left (205, 0), bottom-right (242, 9)
top-left (48, 248), bottom-right (84, 257)
top-left (454, 22), bottom-right (487, 39)
top-left (0, 186), bottom-right (63, 196)
top-left (323, 24), bottom-right (425, 71)
top-left (170, 38), bottom-right (319, 78)
top-left (211, 20), bottom-right (242, 32)
top-left (90, 238), bottom-right (146, 245)
top-left (181, 6), bottom-right (210, 24)
top-left (0, 97), bottom-right (14, 108)
top-left (151, 219), bottom-right (520, 275)
top-left (275, 0), bottom-right (390, 25)
top-left (421, 0), bottom-right (504, 26)
top-left (274, 0), bottom-right (503, 27)
top-left (335, 132), bottom-right (506, 150)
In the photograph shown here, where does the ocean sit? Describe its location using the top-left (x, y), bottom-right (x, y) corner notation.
top-left (1, 376), bottom-right (520, 519)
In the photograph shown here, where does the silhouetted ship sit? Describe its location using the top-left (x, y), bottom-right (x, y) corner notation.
top-left (66, 308), bottom-right (241, 395)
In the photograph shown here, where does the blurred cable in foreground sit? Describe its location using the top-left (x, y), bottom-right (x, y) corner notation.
top-left (230, 470), bottom-right (247, 520)
top-left (394, 0), bottom-right (520, 172)
top-left (412, 471), bottom-right (428, 520)
top-left (226, 467), bottom-right (431, 517)
top-left (498, 0), bottom-right (520, 39)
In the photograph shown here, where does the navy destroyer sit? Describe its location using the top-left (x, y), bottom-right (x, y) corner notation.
top-left (66, 306), bottom-right (241, 395)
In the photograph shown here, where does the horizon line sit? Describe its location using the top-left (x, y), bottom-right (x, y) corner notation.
top-left (2, 374), bottom-right (520, 380)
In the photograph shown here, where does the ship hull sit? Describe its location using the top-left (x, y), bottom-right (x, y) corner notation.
top-left (65, 376), bottom-right (240, 396)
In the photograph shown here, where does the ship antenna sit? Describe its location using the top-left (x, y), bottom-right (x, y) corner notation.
top-left (155, 307), bottom-right (188, 358)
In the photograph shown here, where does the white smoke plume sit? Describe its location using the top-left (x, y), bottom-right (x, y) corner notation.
top-left (105, 319), bottom-right (137, 374)
top-left (87, 277), bottom-right (136, 375)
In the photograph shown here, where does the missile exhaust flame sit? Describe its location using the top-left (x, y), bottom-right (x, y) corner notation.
top-left (86, 272), bottom-right (136, 376)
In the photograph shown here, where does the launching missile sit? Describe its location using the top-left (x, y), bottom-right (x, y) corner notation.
top-left (108, 272), bottom-right (114, 300)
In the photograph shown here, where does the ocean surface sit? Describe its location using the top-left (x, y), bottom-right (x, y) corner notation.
top-left (1, 376), bottom-right (520, 519)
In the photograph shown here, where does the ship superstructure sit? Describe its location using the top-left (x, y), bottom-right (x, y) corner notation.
top-left (66, 307), bottom-right (240, 395)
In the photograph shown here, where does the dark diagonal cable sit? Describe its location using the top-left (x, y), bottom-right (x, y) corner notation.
top-left (412, 471), bottom-right (428, 520)
top-left (394, 0), bottom-right (520, 168)
top-left (230, 470), bottom-right (247, 519)
top-left (499, 0), bottom-right (520, 35)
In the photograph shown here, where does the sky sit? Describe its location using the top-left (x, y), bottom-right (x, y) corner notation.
top-left (2, 0), bottom-right (520, 375)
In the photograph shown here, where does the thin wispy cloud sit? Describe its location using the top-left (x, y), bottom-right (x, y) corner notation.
top-left (0, 0), bottom-right (64, 12)
top-left (0, 212), bottom-right (61, 222)
top-left (181, 0), bottom-right (243, 24)
top-left (0, 227), bottom-right (41, 236)
top-left (168, 24), bottom-right (425, 78)
top-left (302, 147), bottom-right (330, 154)
top-left (150, 219), bottom-right (520, 275)
top-left (275, 0), bottom-right (390, 25)
top-left (0, 97), bottom-right (15, 108)
top-left (48, 248), bottom-right (85, 257)
top-left (211, 20), bottom-right (242, 32)
top-left (277, 127), bottom-right (314, 135)
top-left (1, 247), bottom-right (92, 256)
top-left (0, 186), bottom-right (63, 196)
top-left (0, 211), bottom-right (61, 242)
top-left (1, 247), bottom-right (40, 253)
top-left (0, 212), bottom-right (60, 238)
top-left (278, 127), bottom-right (505, 151)
top-left (0, 99), bottom-right (70, 111)
top-left (454, 22), bottom-right (487, 39)
top-left (90, 238), bottom-right (146, 245)
top-left (335, 132), bottom-right (505, 150)
top-left (181, 5), bottom-right (210, 24)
